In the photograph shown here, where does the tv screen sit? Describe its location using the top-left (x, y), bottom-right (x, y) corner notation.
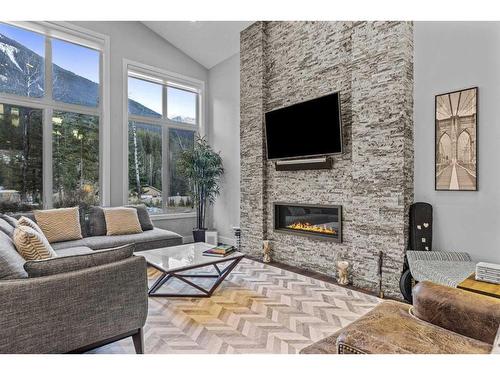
top-left (265, 92), bottom-right (342, 160)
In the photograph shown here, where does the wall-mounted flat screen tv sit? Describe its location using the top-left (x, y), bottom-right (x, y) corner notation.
top-left (265, 92), bottom-right (342, 160)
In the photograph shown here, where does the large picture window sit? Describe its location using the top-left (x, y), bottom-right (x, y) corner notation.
top-left (0, 22), bottom-right (106, 213)
top-left (126, 64), bottom-right (202, 215)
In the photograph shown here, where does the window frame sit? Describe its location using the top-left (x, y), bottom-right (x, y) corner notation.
top-left (123, 59), bottom-right (205, 218)
top-left (0, 21), bottom-right (111, 208)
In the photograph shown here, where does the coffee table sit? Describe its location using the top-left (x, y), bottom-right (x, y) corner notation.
top-left (138, 242), bottom-right (244, 297)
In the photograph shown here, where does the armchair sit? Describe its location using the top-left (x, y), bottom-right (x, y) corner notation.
top-left (0, 256), bottom-right (148, 354)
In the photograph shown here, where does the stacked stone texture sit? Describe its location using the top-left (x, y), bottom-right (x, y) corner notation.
top-left (240, 21), bottom-right (414, 298)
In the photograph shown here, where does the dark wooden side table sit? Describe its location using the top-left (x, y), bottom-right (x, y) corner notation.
top-left (457, 274), bottom-right (500, 299)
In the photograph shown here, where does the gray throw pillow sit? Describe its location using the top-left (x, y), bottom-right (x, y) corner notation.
top-left (88, 206), bottom-right (107, 236)
top-left (0, 218), bottom-right (15, 237)
top-left (0, 213), bottom-right (18, 228)
top-left (0, 231), bottom-right (28, 280)
top-left (126, 204), bottom-right (154, 231)
top-left (24, 243), bottom-right (135, 278)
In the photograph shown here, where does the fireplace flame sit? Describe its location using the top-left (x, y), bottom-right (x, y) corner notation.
top-left (287, 222), bottom-right (336, 235)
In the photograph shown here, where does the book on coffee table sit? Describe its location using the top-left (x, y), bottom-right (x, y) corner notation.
top-left (203, 245), bottom-right (236, 257)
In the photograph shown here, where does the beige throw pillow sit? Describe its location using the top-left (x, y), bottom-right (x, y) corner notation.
top-left (34, 207), bottom-right (83, 243)
top-left (103, 207), bottom-right (143, 236)
top-left (13, 225), bottom-right (57, 261)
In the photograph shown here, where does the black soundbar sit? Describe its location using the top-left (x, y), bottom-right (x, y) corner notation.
top-left (274, 157), bottom-right (333, 171)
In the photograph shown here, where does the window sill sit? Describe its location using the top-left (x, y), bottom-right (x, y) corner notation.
top-left (150, 212), bottom-right (197, 220)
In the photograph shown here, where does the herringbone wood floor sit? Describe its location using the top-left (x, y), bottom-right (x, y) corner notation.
top-left (89, 259), bottom-right (379, 354)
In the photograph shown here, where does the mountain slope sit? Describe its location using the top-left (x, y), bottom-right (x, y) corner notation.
top-left (0, 32), bottom-right (160, 116)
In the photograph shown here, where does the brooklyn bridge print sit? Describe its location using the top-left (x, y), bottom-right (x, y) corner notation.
top-left (435, 87), bottom-right (477, 191)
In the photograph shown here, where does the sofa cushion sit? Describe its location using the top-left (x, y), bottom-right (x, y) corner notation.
top-left (34, 207), bottom-right (83, 243)
top-left (54, 246), bottom-right (94, 257)
top-left (50, 227), bottom-right (183, 251)
top-left (0, 231), bottom-right (28, 279)
top-left (82, 227), bottom-right (182, 251)
top-left (88, 206), bottom-right (107, 236)
top-left (103, 207), bottom-right (142, 236)
top-left (126, 204), bottom-right (154, 231)
top-left (51, 238), bottom-right (89, 250)
top-left (13, 225), bottom-right (57, 261)
top-left (0, 217), bottom-right (15, 237)
top-left (24, 244), bottom-right (135, 278)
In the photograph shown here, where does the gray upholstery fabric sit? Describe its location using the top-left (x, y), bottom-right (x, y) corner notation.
top-left (0, 256), bottom-right (148, 353)
top-left (88, 206), bottom-right (107, 236)
top-left (0, 218), bottom-right (15, 237)
top-left (126, 204), bottom-right (154, 231)
top-left (51, 227), bottom-right (183, 251)
top-left (54, 246), bottom-right (94, 257)
top-left (25, 244), bottom-right (135, 278)
top-left (51, 238), bottom-right (88, 250)
top-left (0, 231), bottom-right (28, 279)
top-left (79, 209), bottom-right (89, 237)
top-left (83, 228), bottom-right (183, 251)
top-left (0, 213), bottom-right (18, 228)
top-left (11, 212), bottom-right (36, 221)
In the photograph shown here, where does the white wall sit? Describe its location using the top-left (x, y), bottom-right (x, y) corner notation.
top-left (70, 21), bottom-right (208, 238)
top-left (414, 22), bottom-right (500, 263)
top-left (207, 53), bottom-right (240, 244)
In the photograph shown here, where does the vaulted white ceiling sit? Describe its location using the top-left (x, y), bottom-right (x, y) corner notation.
top-left (142, 21), bottom-right (253, 69)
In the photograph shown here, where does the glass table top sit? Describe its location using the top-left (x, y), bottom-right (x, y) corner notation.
top-left (138, 242), bottom-right (244, 273)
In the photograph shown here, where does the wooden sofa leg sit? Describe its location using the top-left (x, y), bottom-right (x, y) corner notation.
top-left (132, 328), bottom-right (145, 354)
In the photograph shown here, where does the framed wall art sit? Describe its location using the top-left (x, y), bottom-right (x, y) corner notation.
top-left (435, 87), bottom-right (478, 191)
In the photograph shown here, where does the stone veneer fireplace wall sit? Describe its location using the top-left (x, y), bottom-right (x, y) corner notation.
top-left (240, 21), bottom-right (414, 297)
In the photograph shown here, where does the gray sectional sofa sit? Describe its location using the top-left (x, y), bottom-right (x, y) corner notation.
top-left (0, 206), bottom-right (184, 354)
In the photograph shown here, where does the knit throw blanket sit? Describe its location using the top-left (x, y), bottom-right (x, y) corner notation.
top-left (407, 251), bottom-right (476, 287)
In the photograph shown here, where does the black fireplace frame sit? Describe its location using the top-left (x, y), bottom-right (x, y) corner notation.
top-left (273, 202), bottom-right (342, 243)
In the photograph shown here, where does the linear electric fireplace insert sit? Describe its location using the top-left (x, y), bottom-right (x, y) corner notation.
top-left (274, 202), bottom-right (342, 242)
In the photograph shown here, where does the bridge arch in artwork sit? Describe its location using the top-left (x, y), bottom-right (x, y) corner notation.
top-left (457, 129), bottom-right (473, 165)
top-left (437, 132), bottom-right (452, 164)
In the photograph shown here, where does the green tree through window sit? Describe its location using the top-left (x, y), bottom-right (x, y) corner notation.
top-left (0, 104), bottom-right (43, 213)
top-left (52, 111), bottom-right (99, 209)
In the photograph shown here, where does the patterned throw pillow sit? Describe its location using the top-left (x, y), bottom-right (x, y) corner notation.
top-left (34, 207), bottom-right (83, 243)
top-left (126, 204), bottom-right (154, 231)
top-left (13, 226), bottom-right (57, 261)
top-left (18, 216), bottom-right (43, 234)
top-left (103, 207), bottom-right (143, 236)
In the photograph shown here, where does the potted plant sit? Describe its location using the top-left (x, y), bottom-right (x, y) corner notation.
top-left (178, 136), bottom-right (224, 242)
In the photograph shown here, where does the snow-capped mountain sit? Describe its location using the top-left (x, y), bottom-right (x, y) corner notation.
top-left (0, 32), bottom-right (159, 116)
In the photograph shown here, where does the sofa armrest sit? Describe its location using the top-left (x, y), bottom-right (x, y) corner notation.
top-left (413, 281), bottom-right (500, 344)
top-left (0, 256), bottom-right (148, 353)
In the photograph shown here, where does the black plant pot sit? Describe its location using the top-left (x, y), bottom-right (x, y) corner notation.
top-left (192, 228), bottom-right (206, 243)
